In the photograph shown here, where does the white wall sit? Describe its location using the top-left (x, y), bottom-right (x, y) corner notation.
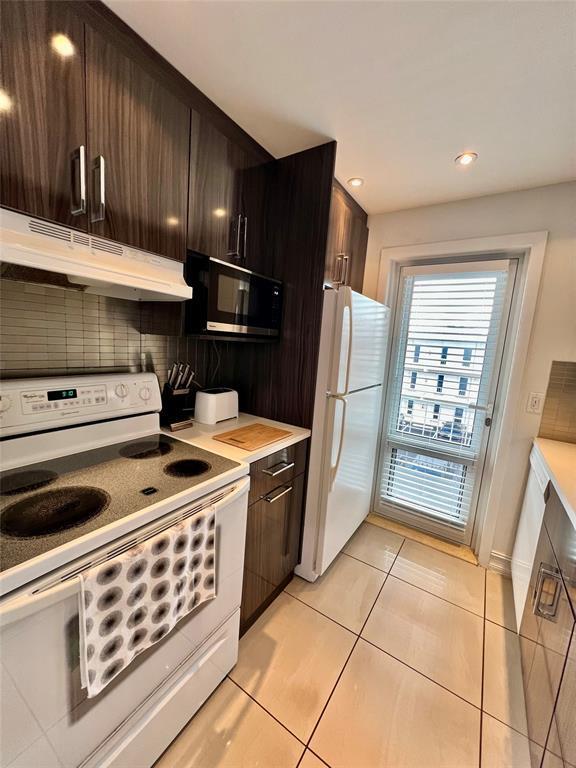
top-left (364, 181), bottom-right (576, 560)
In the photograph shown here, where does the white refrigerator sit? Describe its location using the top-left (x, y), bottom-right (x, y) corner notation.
top-left (296, 287), bottom-right (390, 582)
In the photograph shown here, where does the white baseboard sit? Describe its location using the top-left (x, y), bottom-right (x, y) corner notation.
top-left (489, 550), bottom-right (512, 577)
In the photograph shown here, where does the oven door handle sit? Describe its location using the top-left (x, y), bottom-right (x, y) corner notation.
top-left (0, 577), bottom-right (80, 629)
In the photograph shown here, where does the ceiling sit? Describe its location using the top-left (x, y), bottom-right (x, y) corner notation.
top-left (106, 0), bottom-right (576, 214)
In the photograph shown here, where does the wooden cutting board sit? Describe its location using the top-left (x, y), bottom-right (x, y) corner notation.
top-left (213, 423), bottom-right (292, 451)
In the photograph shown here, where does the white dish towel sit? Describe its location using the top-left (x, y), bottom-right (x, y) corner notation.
top-left (79, 506), bottom-right (216, 698)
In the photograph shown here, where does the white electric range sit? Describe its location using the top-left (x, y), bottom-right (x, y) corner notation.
top-left (0, 373), bottom-right (250, 768)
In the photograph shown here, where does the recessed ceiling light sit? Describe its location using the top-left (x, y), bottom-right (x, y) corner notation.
top-left (51, 33), bottom-right (76, 58)
top-left (454, 152), bottom-right (478, 166)
top-left (347, 177), bottom-right (364, 188)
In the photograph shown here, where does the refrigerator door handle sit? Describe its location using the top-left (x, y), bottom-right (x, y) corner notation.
top-left (329, 288), bottom-right (354, 397)
top-left (329, 394), bottom-right (347, 489)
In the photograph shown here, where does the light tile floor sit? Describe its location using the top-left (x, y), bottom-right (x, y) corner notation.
top-left (156, 522), bottom-right (535, 768)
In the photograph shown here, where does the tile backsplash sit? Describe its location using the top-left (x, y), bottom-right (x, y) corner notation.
top-left (0, 279), bottom-right (229, 389)
top-left (538, 360), bottom-right (576, 444)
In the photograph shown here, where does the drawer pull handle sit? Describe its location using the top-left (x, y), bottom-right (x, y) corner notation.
top-left (263, 485), bottom-right (293, 504)
top-left (262, 461), bottom-right (294, 478)
top-left (533, 562), bottom-right (562, 621)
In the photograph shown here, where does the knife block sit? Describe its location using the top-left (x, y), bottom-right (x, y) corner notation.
top-left (160, 383), bottom-right (195, 431)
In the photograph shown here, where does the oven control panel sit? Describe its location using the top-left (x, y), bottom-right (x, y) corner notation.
top-left (0, 373), bottom-right (162, 437)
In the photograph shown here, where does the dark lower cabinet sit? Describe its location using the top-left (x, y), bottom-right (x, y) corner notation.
top-left (240, 441), bottom-right (308, 634)
top-left (85, 26), bottom-right (190, 261)
top-left (519, 486), bottom-right (576, 767)
top-left (0, 1), bottom-right (88, 229)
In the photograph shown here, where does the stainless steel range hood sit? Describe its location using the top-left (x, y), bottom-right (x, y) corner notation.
top-left (0, 208), bottom-right (193, 302)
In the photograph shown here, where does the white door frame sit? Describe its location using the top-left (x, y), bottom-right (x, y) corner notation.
top-left (374, 231), bottom-right (548, 566)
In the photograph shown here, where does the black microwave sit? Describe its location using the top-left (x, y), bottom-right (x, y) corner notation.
top-left (183, 253), bottom-right (283, 339)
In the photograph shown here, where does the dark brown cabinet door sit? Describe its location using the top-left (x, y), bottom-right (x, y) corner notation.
top-left (85, 26), bottom-right (189, 261)
top-left (188, 112), bottom-right (269, 270)
top-left (324, 182), bottom-right (368, 291)
top-left (349, 215), bottom-right (369, 292)
top-left (0, 1), bottom-right (87, 228)
top-left (240, 472), bottom-right (305, 633)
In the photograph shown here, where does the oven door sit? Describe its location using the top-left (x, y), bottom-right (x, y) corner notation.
top-left (0, 478), bottom-right (248, 768)
top-left (206, 259), bottom-right (282, 337)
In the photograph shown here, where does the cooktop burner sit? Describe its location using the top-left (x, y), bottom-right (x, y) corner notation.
top-left (0, 434), bottom-right (241, 573)
top-left (164, 459), bottom-right (212, 478)
top-left (0, 469), bottom-right (59, 496)
top-left (118, 437), bottom-right (174, 460)
top-left (0, 487), bottom-right (110, 538)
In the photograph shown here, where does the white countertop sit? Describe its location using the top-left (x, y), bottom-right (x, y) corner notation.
top-left (534, 438), bottom-right (576, 528)
top-left (166, 413), bottom-right (311, 464)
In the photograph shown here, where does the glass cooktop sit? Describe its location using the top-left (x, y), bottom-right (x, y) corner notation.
top-left (0, 434), bottom-right (240, 573)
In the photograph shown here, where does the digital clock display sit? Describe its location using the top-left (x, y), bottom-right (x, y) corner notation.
top-left (47, 389), bottom-right (77, 401)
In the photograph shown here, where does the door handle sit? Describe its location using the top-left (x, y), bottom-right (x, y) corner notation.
top-left (263, 485), bottom-right (293, 504)
top-left (333, 254), bottom-right (345, 285)
top-left (533, 562), bottom-right (562, 621)
top-left (242, 215), bottom-right (248, 262)
top-left (329, 394), bottom-right (347, 489)
top-left (342, 255), bottom-right (350, 285)
top-left (70, 145), bottom-right (86, 216)
top-left (262, 461), bottom-right (294, 478)
top-left (228, 213), bottom-right (242, 259)
top-left (91, 155), bottom-right (106, 223)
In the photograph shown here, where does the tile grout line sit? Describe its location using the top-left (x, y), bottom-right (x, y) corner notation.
top-left (364, 518), bottom-right (479, 566)
top-left (479, 567), bottom-right (487, 768)
top-left (285, 582), bottom-right (486, 714)
top-left (226, 675), bottom-right (308, 748)
top-left (386, 570), bottom-right (485, 619)
top-left (338, 549), bottom-right (395, 574)
top-left (303, 539), bottom-right (407, 752)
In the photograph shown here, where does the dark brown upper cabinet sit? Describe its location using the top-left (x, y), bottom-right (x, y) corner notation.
top-left (188, 111), bottom-right (270, 271)
top-left (324, 181), bottom-right (368, 292)
top-left (0, 1), bottom-right (88, 229)
top-left (85, 26), bottom-right (190, 262)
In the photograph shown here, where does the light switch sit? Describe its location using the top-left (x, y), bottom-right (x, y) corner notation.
top-left (526, 392), bottom-right (545, 414)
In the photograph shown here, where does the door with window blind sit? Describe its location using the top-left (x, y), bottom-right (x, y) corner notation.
top-left (376, 259), bottom-right (516, 544)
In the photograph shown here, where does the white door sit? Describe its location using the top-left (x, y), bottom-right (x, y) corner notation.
top-left (376, 259), bottom-right (517, 545)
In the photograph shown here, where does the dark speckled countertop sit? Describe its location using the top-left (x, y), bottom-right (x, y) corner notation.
top-left (0, 434), bottom-right (240, 573)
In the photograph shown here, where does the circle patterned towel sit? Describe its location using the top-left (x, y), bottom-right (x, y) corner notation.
top-left (79, 506), bottom-right (216, 698)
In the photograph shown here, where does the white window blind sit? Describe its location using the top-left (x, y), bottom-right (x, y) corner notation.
top-left (378, 265), bottom-right (511, 534)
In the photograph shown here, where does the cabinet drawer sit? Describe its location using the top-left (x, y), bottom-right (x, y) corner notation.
top-left (241, 473), bottom-right (305, 632)
top-left (248, 439), bottom-right (308, 506)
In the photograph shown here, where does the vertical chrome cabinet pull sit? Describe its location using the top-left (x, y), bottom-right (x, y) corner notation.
top-left (533, 562), bottom-right (562, 620)
top-left (333, 254), bottom-right (344, 285)
top-left (342, 254), bottom-right (350, 285)
top-left (70, 145), bottom-right (86, 215)
top-left (91, 155), bottom-right (106, 223)
top-left (242, 215), bottom-right (248, 262)
top-left (228, 213), bottom-right (243, 258)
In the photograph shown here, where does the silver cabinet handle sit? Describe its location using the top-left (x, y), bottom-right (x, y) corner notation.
top-left (70, 145), bottom-right (86, 215)
top-left (333, 254), bottom-right (344, 285)
top-left (228, 213), bottom-right (242, 259)
top-left (262, 461), bottom-right (294, 478)
top-left (91, 155), bottom-right (106, 223)
top-left (263, 485), bottom-right (293, 504)
top-left (533, 562), bottom-right (562, 620)
top-left (242, 215), bottom-right (248, 262)
top-left (342, 254), bottom-right (350, 285)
